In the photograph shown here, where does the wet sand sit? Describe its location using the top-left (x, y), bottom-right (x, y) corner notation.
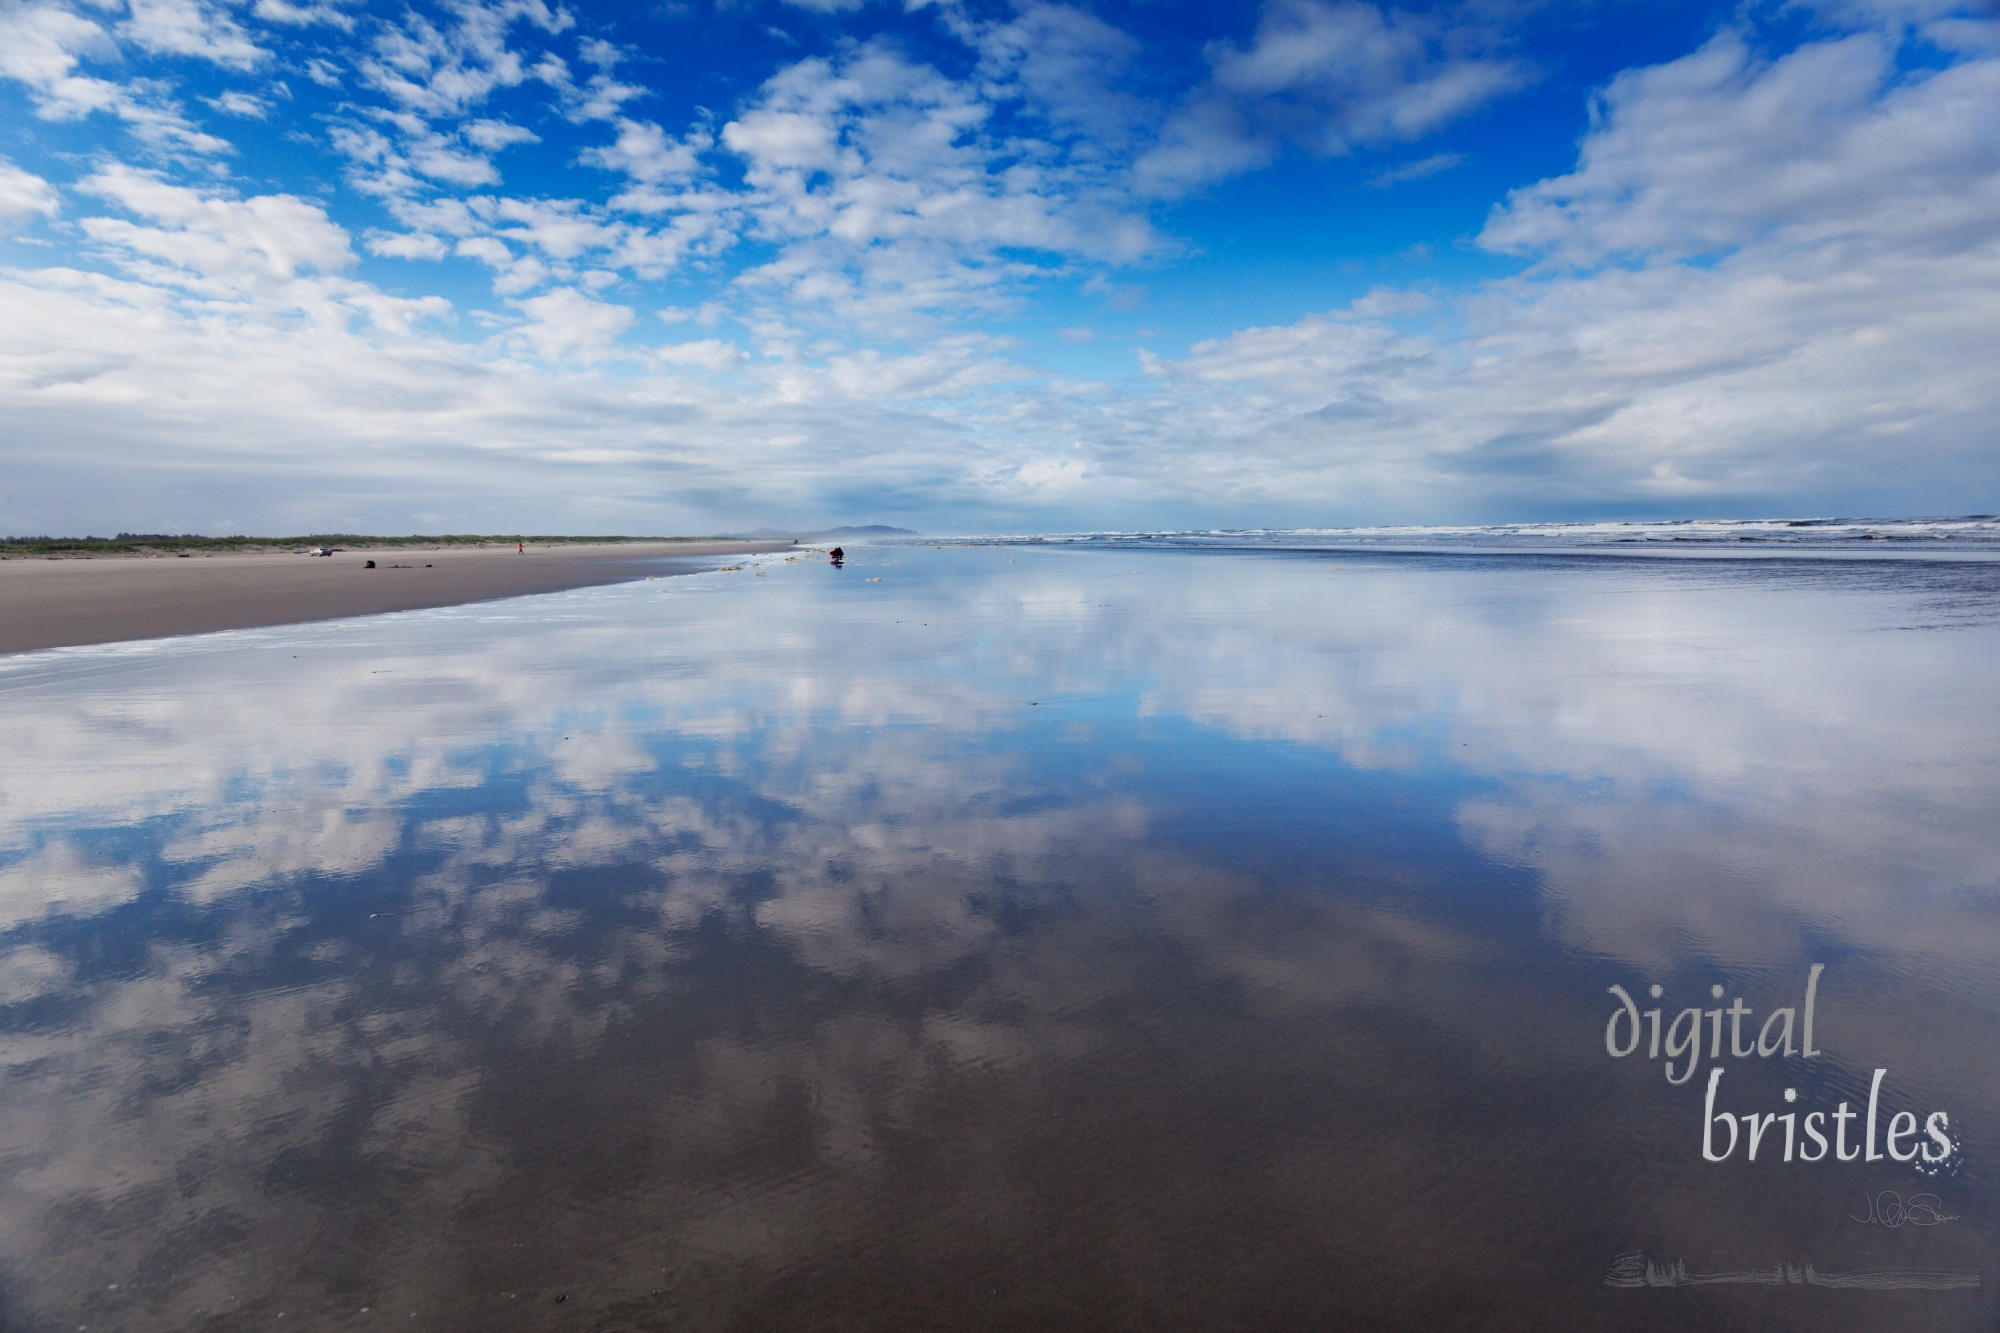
top-left (0, 540), bottom-right (791, 654)
top-left (1, 547), bottom-right (1996, 1329)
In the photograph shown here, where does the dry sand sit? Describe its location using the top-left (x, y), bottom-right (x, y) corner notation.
top-left (0, 541), bottom-right (793, 655)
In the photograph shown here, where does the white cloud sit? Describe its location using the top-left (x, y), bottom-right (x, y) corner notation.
top-left (120, 0), bottom-right (266, 68)
top-left (1366, 150), bottom-right (1464, 188)
top-left (1135, 0), bottom-right (1525, 193)
top-left (77, 165), bottom-right (356, 294)
top-left (583, 117), bottom-right (711, 184)
top-left (652, 337), bottom-right (744, 372)
top-left (456, 234), bottom-right (550, 293)
top-left (916, 22), bottom-right (1969, 522)
top-left (404, 134), bottom-right (501, 185)
top-left (0, 3), bottom-right (115, 109)
top-left (0, 3), bottom-right (1993, 532)
top-left (1920, 14), bottom-right (2000, 53)
top-left (359, 0), bottom-right (572, 117)
top-left (722, 106), bottom-right (838, 172)
top-left (330, 113), bottom-right (538, 195)
top-left (327, 122), bottom-right (416, 195)
top-left (711, 43), bottom-right (1164, 336)
top-left (969, 3), bottom-right (1146, 147)
top-left (206, 89), bottom-right (272, 117)
top-left (302, 54), bottom-right (343, 85)
top-left (252, 0), bottom-right (356, 28)
top-left (508, 286), bottom-right (635, 361)
top-left (1480, 32), bottom-right (2000, 267)
top-left (0, 2), bottom-right (231, 153)
top-left (0, 160), bottom-right (61, 228)
top-left (462, 116), bottom-right (538, 150)
top-left (368, 190), bottom-right (688, 291)
top-left (1014, 456), bottom-right (1092, 492)
top-left (365, 228), bottom-right (450, 260)
top-left (488, 195), bottom-right (623, 260)
top-left (547, 38), bottom-right (644, 122)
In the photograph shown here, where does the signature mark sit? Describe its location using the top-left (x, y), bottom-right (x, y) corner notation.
top-left (1851, 1191), bottom-right (1959, 1228)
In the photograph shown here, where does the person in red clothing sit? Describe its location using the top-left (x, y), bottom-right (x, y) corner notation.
top-left (517, 542), bottom-right (523, 554)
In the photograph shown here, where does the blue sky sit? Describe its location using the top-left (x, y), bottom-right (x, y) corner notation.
top-left (1, 0), bottom-right (1995, 535)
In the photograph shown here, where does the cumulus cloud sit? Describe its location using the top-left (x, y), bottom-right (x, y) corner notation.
top-left (507, 285), bottom-right (635, 361)
top-left (1479, 31), bottom-right (2000, 267)
top-left (652, 337), bottom-right (743, 372)
top-left (0, 1), bottom-right (231, 153)
top-left (0, 1), bottom-right (1995, 532)
top-left (712, 42), bottom-right (1165, 335)
top-left (365, 227), bottom-right (449, 259)
top-left (1098, 20), bottom-right (2000, 520)
top-left (205, 88), bottom-right (273, 116)
top-left (120, 0), bottom-right (267, 68)
top-left (0, 159), bottom-right (61, 228)
top-left (358, 0), bottom-right (571, 116)
top-left (462, 115), bottom-right (537, 149)
top-left (252, 0), bottom-right (357, 28)
top-left (1136, 0), bottom-right (1525, 193)
top-left (331, 107), bottom-right (546, 196)
top-left (967, 2), bottom-right (1147, 148)
top-left (581, 117), bottom-right (710, 184)
top-left (77, 165), bottom-right (356, 294)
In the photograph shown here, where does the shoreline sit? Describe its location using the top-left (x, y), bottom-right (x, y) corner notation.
top-left (0, 540), bottom-right (794, 656)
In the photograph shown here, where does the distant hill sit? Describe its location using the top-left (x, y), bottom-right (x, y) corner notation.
top-left (737, 525), bottom-right (922, 540)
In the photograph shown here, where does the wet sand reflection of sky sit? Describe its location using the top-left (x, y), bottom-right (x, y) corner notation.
top-left (0, 546), bottom-right (1995, 1330)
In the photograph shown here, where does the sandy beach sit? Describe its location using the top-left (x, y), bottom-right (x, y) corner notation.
top-left (0, 540), bottom-right (792, 655)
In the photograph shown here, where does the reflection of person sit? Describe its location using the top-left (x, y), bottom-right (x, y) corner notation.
top-left (828, 546), bottom-right (845, 566)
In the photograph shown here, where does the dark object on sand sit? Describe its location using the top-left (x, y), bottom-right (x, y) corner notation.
top-left (364, 559), bottom-right (376, 569)
top-left (828, 546), bottom-right (845, 566)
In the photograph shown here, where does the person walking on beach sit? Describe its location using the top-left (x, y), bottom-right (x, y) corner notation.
top-left (517, 542), bottom-right (523, 554)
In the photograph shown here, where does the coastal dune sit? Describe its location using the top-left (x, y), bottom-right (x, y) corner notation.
top-left (0, 541), bottom-right (791, 655)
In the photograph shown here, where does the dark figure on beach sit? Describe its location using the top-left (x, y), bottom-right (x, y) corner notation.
top-left (828, 546), bottom-right (845, 566)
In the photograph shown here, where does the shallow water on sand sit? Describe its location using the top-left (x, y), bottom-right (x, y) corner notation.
top-left (1, 545), bottom-right (1996, 1331)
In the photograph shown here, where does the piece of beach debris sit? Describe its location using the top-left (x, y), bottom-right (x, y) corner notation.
top-left (364, 559), bottom-right (376, 568)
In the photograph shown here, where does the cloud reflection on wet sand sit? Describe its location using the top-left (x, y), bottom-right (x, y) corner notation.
top-left (0, 548), bottom-right (1994, 1329)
